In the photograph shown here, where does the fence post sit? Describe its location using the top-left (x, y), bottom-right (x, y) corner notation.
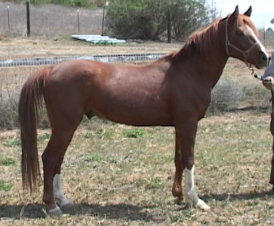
top-left (26, 1), bottom-right (30, 37)
top-left (101, 1), bottom-right (109, 36)
top-left (77, 9), bottom-right (80, 33)
top-left (167, 8), bottom-right (171, 43)
top-left (7, 5), bottom-right (10, 33)
top-left (101, 6), bottom-right (105, 36)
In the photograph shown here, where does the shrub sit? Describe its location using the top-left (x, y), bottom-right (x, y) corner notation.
top-left (106, 0), bottom-right (209, 40)
top-left (0, 94), bottom-right (19, 129)
top-left (169, 0), bottom-right (209, 40)
top-left (207, 77), bottom-right (244, 114)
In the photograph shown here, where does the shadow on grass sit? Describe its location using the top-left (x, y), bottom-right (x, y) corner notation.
top-left (201, 189), bottom-right (274, 202)
top-left (0, 203), bottom-right (164, 223)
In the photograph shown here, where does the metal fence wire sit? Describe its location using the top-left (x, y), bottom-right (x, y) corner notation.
top-left (0, 2), bottom-right (103, 36)
top-left (0, 53), bottom-right (165, 67)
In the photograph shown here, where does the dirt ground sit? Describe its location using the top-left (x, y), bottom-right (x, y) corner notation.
top-left (0, 37), bottom-right (182, 58)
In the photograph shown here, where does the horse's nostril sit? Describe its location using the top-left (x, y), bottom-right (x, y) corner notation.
top-left (262, 54), bottom-right (267, 62)
top-left (259, 50), bottom-right (268, 62)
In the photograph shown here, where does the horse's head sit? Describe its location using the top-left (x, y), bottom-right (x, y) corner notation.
top-left (225, 6), bottom-right (270, 69)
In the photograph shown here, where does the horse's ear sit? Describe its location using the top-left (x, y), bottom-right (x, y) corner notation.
top-left (231, 5), bottom-right (239, 17)
top-left (228, 5), bottom-right (239, 24)
top-left (244, 6), bottom-right (252, 17)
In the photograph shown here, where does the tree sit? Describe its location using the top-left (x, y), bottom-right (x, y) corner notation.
top-left (169, 0), bottom-right (209, 40)
top-left (106, 0), bottom-right (210, 41)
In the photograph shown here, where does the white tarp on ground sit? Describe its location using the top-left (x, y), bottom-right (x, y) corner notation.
top-left (71, 35), bottom-right (126, 44)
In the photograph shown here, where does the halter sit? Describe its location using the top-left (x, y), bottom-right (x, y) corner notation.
top-left (225, 18), bottom-right (259, 62)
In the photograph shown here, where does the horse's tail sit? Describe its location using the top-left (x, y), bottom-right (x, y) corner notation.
top-left (19, 67), bottom-right (51, 192)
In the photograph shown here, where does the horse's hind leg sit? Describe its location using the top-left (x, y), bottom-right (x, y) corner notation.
top-left (42, 118), bottom-right (81, 215)
top-left (53, 158), bottom-right (70, 208)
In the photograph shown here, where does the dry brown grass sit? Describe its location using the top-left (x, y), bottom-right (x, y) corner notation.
top-left (0, 37), bottom-right (181, 57)
top-left (0, 112), bottom-right (273, 224)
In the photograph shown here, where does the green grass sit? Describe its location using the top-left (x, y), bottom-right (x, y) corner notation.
top-left (0, 112), bottom-right (273, 224)
top-left (0, 157), bottom-right (15, 166)
top-left (145, 177), bottom-right (164, 190)
top-left (122, 128), bottom-right (145, 138)
top-left (3, 137), bottom-right (20, 147)
top-left (0, 181), bottom-right (12, 192)
top-left (84, 154), bottom-right (102, 162)
top-left (38, 133), bottom-right (51, 141)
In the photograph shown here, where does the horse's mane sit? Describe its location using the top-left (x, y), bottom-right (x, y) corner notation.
top-left (157, 17), bottom-right (225, 63)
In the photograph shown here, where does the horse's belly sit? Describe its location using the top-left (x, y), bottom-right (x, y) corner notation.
top-left (91, 101), bottom-right (173, 126)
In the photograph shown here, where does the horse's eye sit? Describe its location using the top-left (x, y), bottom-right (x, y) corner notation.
top-left (238, 31), bottom-right (245, 37)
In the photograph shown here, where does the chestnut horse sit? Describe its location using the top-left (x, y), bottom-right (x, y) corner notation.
top-left (19, 6), bottom-right (270, 215)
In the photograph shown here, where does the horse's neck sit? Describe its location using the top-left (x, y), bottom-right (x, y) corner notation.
top-left (194, 47), bottom-right (228, 89)
top-left (180, 23), bottom-right (228, 89)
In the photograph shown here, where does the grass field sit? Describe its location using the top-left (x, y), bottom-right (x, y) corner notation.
top-left (0, 38), bottom-right (274, 224)
top-left (0, 112), bottom-right (274, 225)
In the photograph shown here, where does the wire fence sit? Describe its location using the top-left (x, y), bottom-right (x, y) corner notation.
top-left (0, 53), bottom-right (165, 67)
top-left (0, 2), bottom-right (103, 37)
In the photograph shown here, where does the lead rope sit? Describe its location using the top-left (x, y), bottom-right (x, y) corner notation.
top-left (246, 63), bottom-right (261, 80)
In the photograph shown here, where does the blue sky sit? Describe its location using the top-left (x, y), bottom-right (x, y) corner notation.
top-left (208, 0), bottom-right (274, 29)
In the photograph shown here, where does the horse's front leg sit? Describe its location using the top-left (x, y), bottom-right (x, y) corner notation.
top-left (172, 130), bottom-right (184, 203)
top-left (175, 120), bottom-right (210, 210)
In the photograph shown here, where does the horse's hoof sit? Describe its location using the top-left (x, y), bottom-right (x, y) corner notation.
top-left (48, 206), bottom-right (62, 216)
top-left (196, 198), bottom-right (210, 211)
top-left (56, 197), bottom-right (70, 208)
top-left (269, 187), bottom-right (274, 195)
top-left (174, 197), bottom-right (183, 205)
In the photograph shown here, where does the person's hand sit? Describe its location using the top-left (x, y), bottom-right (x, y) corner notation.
top-left (262, 76), bottom-right (274, 90)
